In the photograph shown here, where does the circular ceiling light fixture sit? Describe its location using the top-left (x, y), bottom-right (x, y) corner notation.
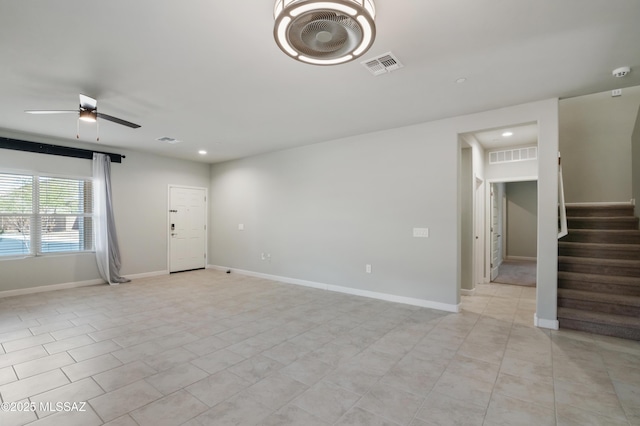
top-left (274, 0), bottom-right (376, 66)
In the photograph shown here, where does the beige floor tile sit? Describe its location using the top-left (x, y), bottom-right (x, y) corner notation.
top-left (291, 380), bottom-right (361, 423)
top-left (242, 372), bottom-right (308, 410)
top-left (262, 404), bottom-right (331, 425)
top-left (262, 341), bottom-right (310, 365)
top-left (0, 366), bottom-right (17, 386)
top-left (2, 332), bottom-right (54, 353)
top-left (13, 352), bottom-right (75, 379)
top-left (92, 360), bottom-right (157, 392)
top-left (89, 379), bottom-right (163, 422)
top-left (62, 353), bottom-right (122, 382)
top-left (612, 380), bottom-right (640, 420)
top-left (191, 348), bottom-right (246, 374)
top-left (67, 340), bottom-right (122, 362)
top-left (27, 403), bottom-right (103, 426)
top-left (433, 370), bottom-right (494, 409)
top-left (143, 347), bottom-right (198, 371)
top-left (30, 377), bottom-right (104, 418)
top-left (188, 393), bottom-right (272, 426)
top-left (499, 355), bottom-right (552, 382)
top-left (484, 393), bottom-right (555, 426)
top-left (493, 372), bottom-right (554, 407)
top-left (0, 398), bottom-right (38, 426)
top-left (145, 362), bottom-right (209, 395)
top-left (356, 382), bottom-right (425, 425)
top-left (186, 370), bottom-right (250, 407)
top-left (50, 324), bottom-right (96, 341)
top-left (130, 389), bottom-right (208, 426)
top-left (556, 403), bottom-right (631, 426)
top-left (0, 329), bottom-right (32, 344)
top-left (102, 414), bottom-right (139, 426)
top-left (227, 354), bottom-right (284, 384)
top-left (416, 391), bottom-right (486, 426)
top-left (555, 379), bottom-right (628, 422)
top-left (335, 406), bottom-right (402, 426)
top-left (43, 334), bottom-right (95, 354)
top-left (280, 355), bottom-right (334, 386)
top-left (0, 369), bottom-right (69, 402)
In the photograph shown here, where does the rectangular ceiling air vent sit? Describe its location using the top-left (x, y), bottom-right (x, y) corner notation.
top-left (362, 52), bottom-right (404, 76)
top-left (156, 137), bottom-right (181, 144)
top-left (489, 146), bottom-right (538, 164)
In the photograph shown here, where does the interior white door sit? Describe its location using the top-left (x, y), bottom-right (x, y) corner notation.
top-left (490, 184), bottom-right (501, 280)
top-left (169, 186), bottom-right (206, 273)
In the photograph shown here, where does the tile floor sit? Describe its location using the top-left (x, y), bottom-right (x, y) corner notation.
top-left (0, 269), bottom-right (638, 425)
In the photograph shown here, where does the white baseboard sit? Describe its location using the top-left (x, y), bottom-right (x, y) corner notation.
top-left (506, 256), bottom-right (537, 262)
top-left (125, 270), bottom-right (169, 280)
top-left (0, 278), bottom-right (105, 299)
top-left (534, 313), bottom-right (559, 330)
top-left (208, 264), bottom-right (460, 313)
top-left (460, 288), bottom-right (476, 296)
top-left (565, 201), bottom-right (633, 206)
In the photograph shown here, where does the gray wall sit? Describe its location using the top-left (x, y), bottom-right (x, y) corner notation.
top-left (632, 105), bottom-right (640, 207)
top-left (506, 181), bottom-right (538, 259)
top-left (209, 98), bottom-right (560, 321)
top-left (0, 131), bottom-right (209, 292)
top-left (559, 86), bottom-right (640, 202)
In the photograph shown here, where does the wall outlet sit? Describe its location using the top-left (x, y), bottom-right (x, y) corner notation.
top-left (413, 227), bottom-right (429, 238)
top-left (365, 264), bottom-right (372, 273)
top-left (238, 224), bottom-right (244, 231)
top-left (612, 89), bottom-right (622, 97)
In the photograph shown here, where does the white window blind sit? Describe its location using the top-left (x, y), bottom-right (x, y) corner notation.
top-left (0, 172), bottom-right (93, 257)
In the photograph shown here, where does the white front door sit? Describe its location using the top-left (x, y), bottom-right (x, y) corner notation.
top-left (169, 186), bottom-right (207, 273)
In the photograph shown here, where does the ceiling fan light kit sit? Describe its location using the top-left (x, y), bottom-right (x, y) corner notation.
top-left (273, 0), bottom-right (376, 65)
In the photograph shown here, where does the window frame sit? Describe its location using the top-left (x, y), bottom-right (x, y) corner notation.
top-left (0, 169), bottom-right (95, 259)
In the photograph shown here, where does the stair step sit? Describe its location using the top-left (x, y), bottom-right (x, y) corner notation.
top-left (558, 271), bottom-right (640, 296)
top-left (566, 216), bottom-right (639, 230)
top-left (558, 242), bottom-right (640, 260)
top-left (558, 288), bottom-right (640, 316)
top-left (560, 229), bottom-right (640, 244)
top-left (566, 204), bottom-right (635, 218)
top-left (558, 256), bottom-right (640, 277)
top-left (557, 307), bottom-right (640, 340)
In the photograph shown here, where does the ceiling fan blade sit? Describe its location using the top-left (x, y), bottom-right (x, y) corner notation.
top-left (97, 113), bottom-right (141, 129)
top-left (79, 94), bottom-right (97, 110)
top-left (25, 110), bottom-right (79, 114)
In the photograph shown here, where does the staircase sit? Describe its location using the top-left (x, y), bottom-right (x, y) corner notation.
top-left (557, 203), bottom-right (640, 340)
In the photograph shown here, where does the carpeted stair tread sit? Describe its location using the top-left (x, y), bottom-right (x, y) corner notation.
top-left (558, 307), bottom-right (640, 328)
top-left (558, 242), bottom-right (640, 260)
top-left (561, 229), bottom-right (640, 244)
top-left (567, 216), bottom-right (639, 230)
top-left (558, 256), bottom-right (640, 267)
top-left (558, 271), bottom-right (640, 286)
top-left (558, 288), bottom-right (640, 307)
top-left (566, 205), bottom-right (635, 217)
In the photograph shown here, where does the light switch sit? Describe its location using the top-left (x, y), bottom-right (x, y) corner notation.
top-left (413, 227), bottom-right (429, 238)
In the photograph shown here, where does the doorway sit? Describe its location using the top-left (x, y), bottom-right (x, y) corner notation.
top-left (168, 185), bottom-right (207, 273)
top-left (490, 180), bottom-right (538, 287)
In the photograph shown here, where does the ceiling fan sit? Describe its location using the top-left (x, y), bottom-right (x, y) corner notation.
top-left (25, 94), bottom-right (141, 140)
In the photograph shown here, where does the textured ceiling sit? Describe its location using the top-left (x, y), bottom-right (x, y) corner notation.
top-left (0, 0), bottom-right (639, 163)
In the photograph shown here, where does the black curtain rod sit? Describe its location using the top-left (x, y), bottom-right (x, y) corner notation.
top-left (0, 137), bottom-right (125, 163)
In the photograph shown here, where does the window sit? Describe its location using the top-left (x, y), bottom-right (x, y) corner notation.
top-left (0, 172), bottom-right (93, 257)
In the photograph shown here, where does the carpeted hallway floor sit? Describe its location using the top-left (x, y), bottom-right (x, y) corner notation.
top-left (493, 259), bottom-right (537, 287)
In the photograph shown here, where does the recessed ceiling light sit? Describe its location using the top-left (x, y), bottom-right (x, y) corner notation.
top-left (455, 77), bottom-right (467, 84)
top-left (198, 150), bottom-right (207, 155)
top-left (502, 131), bottom-right (513, 137)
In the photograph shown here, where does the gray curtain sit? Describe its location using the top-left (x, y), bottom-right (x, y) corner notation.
top-left (93, 153), bottom-right (130, 284)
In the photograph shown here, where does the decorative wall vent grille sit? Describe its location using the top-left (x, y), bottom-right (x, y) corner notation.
top-left (489, 146), bottom-right (537, 164)
top-left (362, 52), bottom-right (404, 76)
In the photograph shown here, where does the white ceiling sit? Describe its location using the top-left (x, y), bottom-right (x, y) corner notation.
top-left (1, 0), bottom-right (639, 164)
top-left (471, 123), bottom-right (538, 150)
